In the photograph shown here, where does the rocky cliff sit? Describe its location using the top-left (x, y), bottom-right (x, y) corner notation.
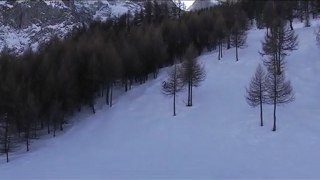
top-left (0, 0), bottom-right (144, 53)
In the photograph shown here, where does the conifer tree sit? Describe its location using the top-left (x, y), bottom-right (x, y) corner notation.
top-left (264, 62), bottom-right (294, 131)
top-left (181, 45), bottom-right (206, 106)
top-left (260, 20), bottom-right (297, 131)
top-left (230, 21), bottom-right (247, 61)
top-left (261, 19), bottom-right (298, 75)
top-left (246, 64), bottom-right (267, 126)
top-left (162, 62), bottom-right (185, 116)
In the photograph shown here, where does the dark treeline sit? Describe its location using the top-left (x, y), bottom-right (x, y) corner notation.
top-left (0, 0), bottom-right (319, 162)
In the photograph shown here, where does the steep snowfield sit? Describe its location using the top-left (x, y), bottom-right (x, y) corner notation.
top-left (0, 22), bottom-right (320, 179)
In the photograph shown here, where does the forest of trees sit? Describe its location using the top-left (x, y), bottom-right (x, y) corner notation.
top-left (0, 0), bottom-right (319, 162)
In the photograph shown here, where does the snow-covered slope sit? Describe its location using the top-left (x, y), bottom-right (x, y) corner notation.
top-left (1, 21), bottom-right (320, 178)
top-left (188, 0), bottom-right (219, 11)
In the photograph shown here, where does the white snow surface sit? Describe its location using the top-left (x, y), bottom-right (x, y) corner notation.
top-left (1, 22), bottom-right (320, 179)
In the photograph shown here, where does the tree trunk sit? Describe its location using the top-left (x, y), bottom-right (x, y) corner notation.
top-left (173, 90), bottom-right (176, 116)
top-left (106, 83), bottom-right (110, 105)
top-left (260, 101), bottom-right (263, 126)
top-left (173, 65), bottom-right (176, 116)
top-left (227, 35), bottom-right (231, 49)
top-left (60, 115), bottom-right (64, 131)
top-left (236, 38), bottom-right (239, 61)
top-left (187, 80), bottom-right (191, 106)
top-left (53, 123), bottom-right (56, 137)
top-left (91, 103), bottom-right (95, 114)
top-left (273, 98), bottom-right (277, 131)
top-left (6, 151), bottom-right (9, 163)
top-left (47, 121), bottom-right (50, 134)
top-left (220, 42), bottom-right (223, 58)
top-left (220, 41), bottom-right (222, 59)
top-left (26, 132), bottom-right (29, 152)
top-left (272, 73), bottom-right (277, 132)
top-left (289, 19), bottom-right (293, 30)
top-left (5, 115), bottom-right (9, 163)
top-left (259, 86), bottom-right (263, 126)
top-left (190, 80), bottom-right (193, 106)
top-left (125, 78), bottom-right (128, 92)
top-left (110, 83), bottom-right (113, 107)
top-left (218, 40), bottom-right (221, 60)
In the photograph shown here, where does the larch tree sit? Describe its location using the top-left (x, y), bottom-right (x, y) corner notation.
top-left (246, 64), bottom-right (267, 126)
top-left (230, 21), bottom-right (247, 61)
top-left (260, 18), bottom-right (297, 131)
top-left (162, 62), bottom-right (185, 116)
top-left (261, 18), bottom-right (298, 75)
top-left (216, 13), bottom-right (227, 60)
top-left (264, 63), bottom-right (294, 131)
top-left (181, 45), bottom-right (206, 107)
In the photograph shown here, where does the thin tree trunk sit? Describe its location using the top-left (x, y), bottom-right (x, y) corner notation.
top-left (173, 65), bottom-right (176, 116)
top-left (220, 43), bottom-right (223, 59)
top-left (60, 115), bottom-right (64, 131)
top-left (47, 121), bottom-right (50, 134)
top-left (190, 80), bottom-right (193, 106)
top-left (260, 101), bottom-right (263, 126)
top-left (26, 131), bottom-right (29, 152)
top-left (91, 103), bottom-right (95, 114)
top-left (110, 83), bottom-right (113, 107)
top-left (187, 81), bottom-right (191, 106)
top-left (173, 90), bottom-right (176, 116)
top-left (236, 46), bottom-right (238, 61)
top-left (289, 19), bottom-right (293, 30)
top-left (129, 78), bottom-right (132, 90)
top-left (53, 123), bottom-right (56, 137)
top-left (5, 114), bottom-right (9, 162)
top-left (106, 83), bottom-right (110, 105)
top-left (272, 72), bottom-right (277, 132)
top-left (273, 97), bottom-right (277, 131)
top-left (218, 40), bottom-right (221, 60)
top-left (125, 78), bottom-right (128, 92)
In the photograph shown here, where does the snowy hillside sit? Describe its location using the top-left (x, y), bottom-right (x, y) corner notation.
top-left (1, 21), bottom-right (320, 178)
top-left (188, 0), bottom-right (219, 11)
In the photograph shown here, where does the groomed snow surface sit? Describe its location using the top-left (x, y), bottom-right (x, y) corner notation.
top-left (1, 21), bottom-right (320, 179)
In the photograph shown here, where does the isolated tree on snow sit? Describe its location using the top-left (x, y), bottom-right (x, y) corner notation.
top-left (264, 62), bottom-right (294, 131)
top-left (162, 62), bottom-right (185, 116)
top-left (246, 64), bottom-right (267, 126)
top-left (181, 45), bottom-right (206, 106)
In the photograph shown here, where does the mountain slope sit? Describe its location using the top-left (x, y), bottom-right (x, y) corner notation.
top-left (188, 0), bottom-right (218, 11)
top-left (0, 0), bottom-right (142, 53)
top-left (0, 21), bottom-right (320, 178)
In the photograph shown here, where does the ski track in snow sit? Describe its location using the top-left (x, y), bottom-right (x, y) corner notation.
top-left (0, 20), bottom-right (320, 178)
